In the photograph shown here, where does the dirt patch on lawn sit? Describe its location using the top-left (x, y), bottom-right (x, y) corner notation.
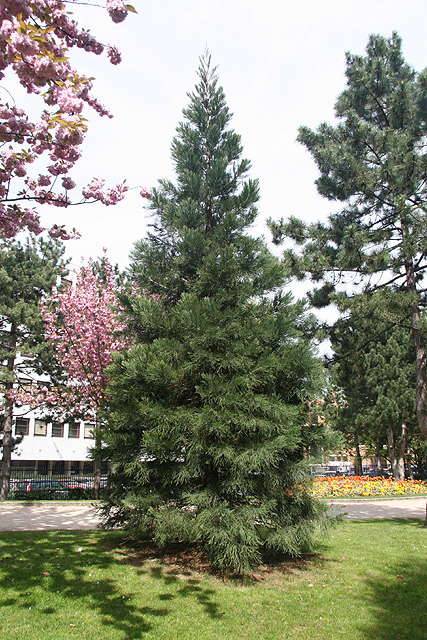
top-left (112, 537), bottom-right (325, 585)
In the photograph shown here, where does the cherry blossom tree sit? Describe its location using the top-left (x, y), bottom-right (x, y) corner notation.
top-left (0, 0), bottom-right (149, 240)
top-left (13, 256), bottom-right (131, 496)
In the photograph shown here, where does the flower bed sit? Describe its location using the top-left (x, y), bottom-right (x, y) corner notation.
top-left (310, 475), bottom-right (427, 498)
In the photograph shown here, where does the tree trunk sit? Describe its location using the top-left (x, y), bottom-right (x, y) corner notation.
top-left (406, 453), bottom-right (414, 479)
top-left (354, 433), bottom-right (363, 476)
top-left (375, 433), bottom-right (382, 474)
top-left (395, 422), bottom-right (406, 480)
top-left (0, 397), bottom-right (14, 501)
top-left (411, 307), bottom-right (427, 442)
top-left (0, 331), bottom-right (17, 501)
top-left (387, 426), bottom-right (398, 480)
top-left (405, 256), bottom-right (427, 443)
top-left (93, 417), bottom-right (101, 500)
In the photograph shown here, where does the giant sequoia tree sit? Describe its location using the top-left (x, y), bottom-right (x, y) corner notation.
top-left (103, 55), bottom-right (328, 574)
top-left (269, 33), bottom-right (427, 444)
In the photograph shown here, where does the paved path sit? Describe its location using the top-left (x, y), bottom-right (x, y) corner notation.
top-left (0, 497), bottom-right (426, 531)
top-left (328, 496), bottom-right (427, 519)
top-left (0, 501), bottom-right (100, 531)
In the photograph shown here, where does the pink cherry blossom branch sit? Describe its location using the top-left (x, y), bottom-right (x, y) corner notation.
top-left (0, 1), bottom-right (146, 239)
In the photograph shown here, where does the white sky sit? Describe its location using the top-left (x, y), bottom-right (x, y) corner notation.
top-left (12, 0), bottom-right (427, 277)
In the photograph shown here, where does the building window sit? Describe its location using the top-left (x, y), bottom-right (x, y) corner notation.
top-left (37, 380), bottom-right (51, 390)
top-left (11, 459), bottom-right (35, 470)
top-left (83, 461), bottom-right (93, 474)
top-left (15, 418), bottom-right (29, 436)
top-left (84, 423), bottom-right (95, 439)
top-left (70, 461), bottom-right (80, 475)
top-left (18, 378), bottom-right (32, 390)
top-left (52, 422), bottom-right (64, 437)
top-left (52, 460), bottom-right (64, 475)
top-left (34, 419), bottom-right (47, 437)
top-left (38, 461), bottom-right (48, 475)
top-left (68, 422), bottom-right (80, 438)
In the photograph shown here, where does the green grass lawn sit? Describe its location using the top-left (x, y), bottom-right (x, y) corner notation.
top-left (0, 520), bottom-right (426, 640)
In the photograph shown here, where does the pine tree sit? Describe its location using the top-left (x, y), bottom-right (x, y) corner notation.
top-left (104, 55), bottom-right (328, 574)
top-left (269, 33), bottom-right (427, 445)
top-left (0, 236), bottom-right (67, 499)
top-left (328, 294), bottom-right (417, 479)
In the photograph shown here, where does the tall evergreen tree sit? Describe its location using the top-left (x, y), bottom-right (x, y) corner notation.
top-left (269, 33), bottom-right (427, 444)
top-left (328, 295), bottom-right (417, 479)
top-left (104, 54), bottom-right (329, 574)
top-left (0, 236), bottom-right (67, 499)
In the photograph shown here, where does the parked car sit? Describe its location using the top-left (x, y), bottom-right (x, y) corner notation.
top-left (14, 479), bottom-right (69, 497)
top-left (363, 468), bottom-right (392, 478)
top-left (64, 480), bottom-right (87, 489)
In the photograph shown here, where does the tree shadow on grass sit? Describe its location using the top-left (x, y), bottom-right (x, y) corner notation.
top-left (0, 531), bottom-right (157, 638)
top-left (0, 529), bottom-right (344, 638)
top-left (147, 566), bottom-right (221, 618)
top-left (0, 530), bottom-right (224, 638)
top-left (353, 519), bottom-right (427, 640)
top-left (112, 539), bottom-right (225, 617)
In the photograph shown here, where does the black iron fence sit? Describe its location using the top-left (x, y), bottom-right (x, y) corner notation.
top-left (8, 473), bottom-right (109, 500)
top-left (308, 464), bottom-right (392, 478)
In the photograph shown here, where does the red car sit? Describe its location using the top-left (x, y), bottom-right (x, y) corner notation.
top-left (14, 479), bottom-right (69, 496)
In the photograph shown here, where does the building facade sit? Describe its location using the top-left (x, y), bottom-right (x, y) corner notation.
top-left (0, 350), bottom-right (99, 476)
top-left (10, 410), bottom-right (96, 475)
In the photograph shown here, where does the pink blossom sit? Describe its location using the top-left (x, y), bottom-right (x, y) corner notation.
top-left (48, 161), bottom-right (72, 176)
top-left (14, 164), bottom-right (26, 177)
top-left (9, 31), bottom-right (39, 56)
top-left (54, 122), bottom-right (85, 147)
top-left (107, 46), bottom-right (122, 65)
top-left (15, 257), bottom-right (133, 417)
top-left (55, 88), bottom-right (84, 114)
top-left (62, 176), bottom-right (76, 190)
top-left (106, 0), bottom-right (128, 24)
top-left (0, 20), bottom-right (14, 39)
top-left (38, 174), bottom-right (52, 186)
top-left (82, 178), bottom-right (128, 205)
top-left (0, 0), bottom-right (132, 239)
